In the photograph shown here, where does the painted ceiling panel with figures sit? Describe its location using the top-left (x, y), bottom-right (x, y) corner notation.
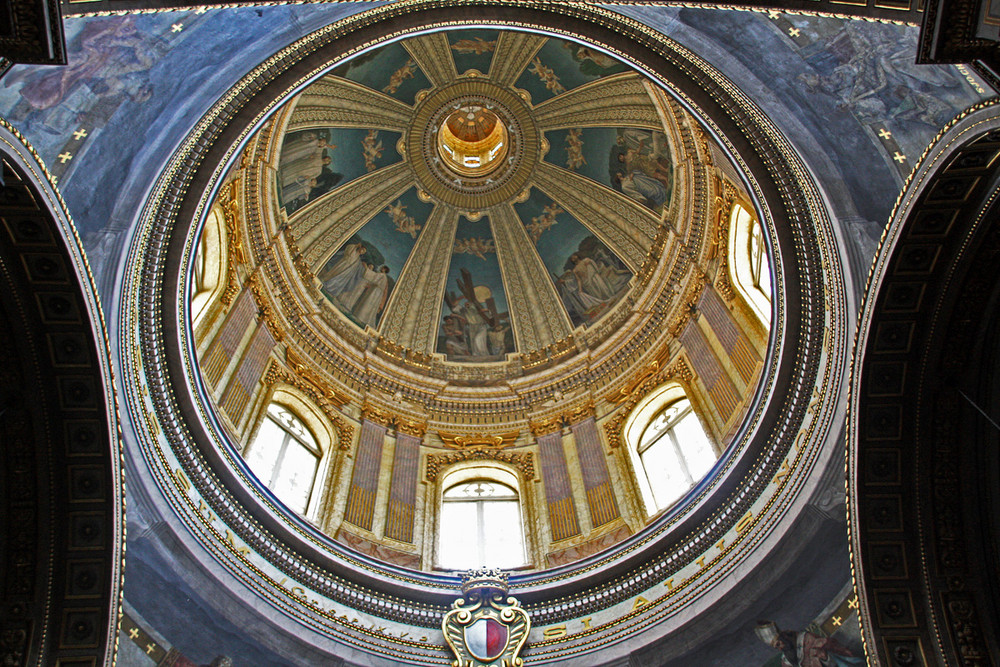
top-left (251, 30), bottom-right (736, 375)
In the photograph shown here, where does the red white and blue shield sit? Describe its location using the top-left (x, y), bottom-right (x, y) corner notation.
top-left (465, 616), bottom-right (508, 661)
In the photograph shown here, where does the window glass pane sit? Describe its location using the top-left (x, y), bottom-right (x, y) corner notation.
top-left (444, 480), bottom-right (516, 500)
top-left (271, 440), bottom-right (319, 514)
top-left (245, 416), bottom-right (285, 484)
top-left (674, 411), bottom-right (716, 480)
top-left (439, 501), bottom-right (479, 568)
top-left (640, 437), bottom-right (687, 509)
top-left (268, 404), bottom-right (317, 449)
top-left (481, 500), bottom-right (525, 568)
top-left (749, 222), bottom-right (771, 300)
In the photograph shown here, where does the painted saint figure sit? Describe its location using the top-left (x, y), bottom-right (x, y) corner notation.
top-left (755, 621), bottom-right (863, 667)
top-left (321, 242), bottom-right (367, 305)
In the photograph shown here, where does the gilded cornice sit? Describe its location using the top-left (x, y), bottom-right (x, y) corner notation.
top-left (437, 430), bottom-right (519, 449)
top-left (528, 400), bottom-right (596, 435)
top-left (426, 448), bottom-right (535, 482)
top-left (362, 400), bottom-right (429, 437)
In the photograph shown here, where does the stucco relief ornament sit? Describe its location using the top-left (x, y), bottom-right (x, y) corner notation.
top-left (443, 568), bottom-right (530, 667)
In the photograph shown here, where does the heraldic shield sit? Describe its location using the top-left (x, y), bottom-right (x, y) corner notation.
top-left (443, 568), bottom-right (530, 667)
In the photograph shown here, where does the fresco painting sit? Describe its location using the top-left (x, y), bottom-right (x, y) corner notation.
top-left (546, 127), bottom-right (672, 213)
top-left (278, 127), bottom-right (401, 215)
top-left (449, 29), bottom-right (497, 76)
top-left (318, 188), bottom-right (431, 330)
top-left (328, 41), bottom-right (431, 106)
top-left (0, 14), bottom-right (185, 182)
top-left (514, 36), bottom-right (627, 105)
top-left (617, 5), bottom-right (989, 225)
top-left (515, 189), bottom-right (632, 327)
top-left (755, 616), bottom-right (863, 667)
top-left (437, 216), bottom-right (515, 362)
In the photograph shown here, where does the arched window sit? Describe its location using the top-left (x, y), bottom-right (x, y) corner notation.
top-left (438, 467), bottom-right (526, 569)
top-left (624, 384), bottom-right (719, 514)
top-left (728, 203), bottom-right (772, 324)
top-left (192, 205), bottom-right (227, 326)
top-left (244, 403), bottom-right (321, 515)
top-left (636, 398), bottom-right (716, 510)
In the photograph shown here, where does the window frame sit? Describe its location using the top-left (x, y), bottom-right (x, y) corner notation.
top-left (436, 465), bottom-right (528, 570)
top-left (623, 383), bottom-right (719, 516)
top-left (242, 390), bottom-right (334, 521)
top-left (728, 202), bottom-right (772, 325)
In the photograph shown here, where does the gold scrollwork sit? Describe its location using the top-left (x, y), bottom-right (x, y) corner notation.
top-left (438, 431), bottom-right (519, 449)
top-left (425, 449), bottom-right (534, 482)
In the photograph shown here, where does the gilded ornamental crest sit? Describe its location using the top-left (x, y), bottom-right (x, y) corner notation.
top-left (443, 568), bottom-right (530, 667)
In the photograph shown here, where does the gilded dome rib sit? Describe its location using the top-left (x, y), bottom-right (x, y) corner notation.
top-left (379, 205), bottom-right (461, 352)
top-left (489, 31), bottom-right (547, 87)
top-left (295, 162), bottom-right (416, 267)
top-left (491, 202), bottom-right (574, 350)
top-left (534, 73), bottom-right (663, 132)
top-left (534, 161), bottom-right (657, 271)
top-left (288, 76), bottom-right (414, 133)
top-left (401, 32), bottom-right (460, 89)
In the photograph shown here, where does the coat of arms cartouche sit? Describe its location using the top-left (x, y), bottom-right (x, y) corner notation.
top-left (442, 568), bottom-right (530, 667)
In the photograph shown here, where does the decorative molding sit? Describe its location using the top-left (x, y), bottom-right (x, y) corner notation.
top-left (603, 355), bottom-right (694, 449)
top-left (245, 271), bottom-right (284, 342)
top-left (426, 448), bottom-right (535, 482)
top-left (438, 430), bottom-right (519, 449)
top-left (528, 401), bottom-right (596, 436)
top-left (219, 179), bottom-right (246, 306)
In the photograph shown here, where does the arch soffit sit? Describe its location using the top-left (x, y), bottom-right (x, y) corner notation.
top-left (850, 99), bottom-right (1000, 666)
